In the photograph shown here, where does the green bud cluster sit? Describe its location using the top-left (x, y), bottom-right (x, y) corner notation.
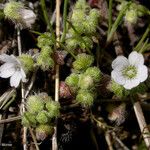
top-left (22, 93), bottom-right (60, 140)
top-left (117, 1), bottom-right (149, 24)
top-left (37, 32), bottom-right (54, 71)
top-left (71, 0), bottom-right (99, 35)
top-left (65, 0), bottom-right (99, 52)
top-left (73, 53), bottom-right (94, 72)
top-left (18, 54), bottom-right (34, 74)
top-left (108, 80), bottom-right (129, 98)
top-left (65, 54), bottom-right (101, 106)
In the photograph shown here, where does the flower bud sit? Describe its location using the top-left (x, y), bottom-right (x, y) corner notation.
top-left (18, 54), bottom-right (34, 74)
top-left (125, 9), bottom-right (138, 24)
top-left (37, 32), bottom-right (54, 48)
top-left (76, 90), bottom-right (94, 106)
top-left (108, 80), bottom-right (129, 98)
top-left (59, 81), bottom-right (72, 98)
top-left (73, 53), bottom-right (94, 71)
top-left (41, 46), bottom-right (53, 55)
top-left (36, 111), bottom-right (49, 124)
top-left (78, 74), bottom-right (94, 90)
top-left (4, 1), bottom-right (36, 28)
top-left (75, 0), bottom-right (89, 10)
top-left (27, 95), bottom-right (44, 114)
top-left (22, 112), bottom-right (37, 127)
top-left (65, 73), bottom-right (79, 87)
top-left (85, 67), bottom-right (101, 83)
top-left (36, 124), bottom-right (54, 141)
top-left (46, 101), bottom-right (60, 118)
top-left (37, 54), bottom-right (54, 71)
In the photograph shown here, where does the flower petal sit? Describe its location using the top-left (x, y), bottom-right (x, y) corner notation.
top-left (20, 68), bottom-right (27, 82)
top-left (10, 71), bottom-right (22, 88)
top-left (112, 56), bottom-right (129, 70)
top-left (111, 70), bottom-right (126, 85)
top-left (0, 63), bottom-right (15, 78)
top-left (21, 9), bottom-right (36, 27)
top-left (128, 51), bottom-right (144, 66)
top-left (0, 54), bottom-right (16, 63)
top-left (123, 78), bottom-right (140, 89)
top-left (136, 65), bottom-right (148, 82)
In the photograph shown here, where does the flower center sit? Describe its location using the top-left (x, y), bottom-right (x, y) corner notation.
top-left (122, 65), bottom-right (137, 79)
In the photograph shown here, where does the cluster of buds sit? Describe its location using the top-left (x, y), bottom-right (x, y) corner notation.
top-left (117, 1), bottom-right (149, 24)
top-left (65, 53), bottom-right (101, 107)
top-left (66, 0), bottom-right (99, 52)
top-left (22, 93), bottom-right (60, 140)
top-left (36, 33), bottom-right (54, 71)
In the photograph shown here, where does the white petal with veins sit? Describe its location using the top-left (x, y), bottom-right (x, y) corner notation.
top-left (10, 71), bottom-right (22, 88)
top-left (0, 63), bottom-right (15, 78)
top-left (112, 56), bottom-right (129, 69)
top-left (128, 51), bottom-right (144, 66)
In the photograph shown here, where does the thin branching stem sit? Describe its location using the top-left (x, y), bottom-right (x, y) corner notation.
top-left (107, 2), bottom-right (131, 44)
top-left (40, 0), bottom-right (55, 41)
top-left (134, 24), bottom-right (150, 52)
top-left (17, 27), bottom-right (27, 150)
top-left (61, 0), bottom-right (68, 43)
top-left (0, 116), bottom-right (21, 124)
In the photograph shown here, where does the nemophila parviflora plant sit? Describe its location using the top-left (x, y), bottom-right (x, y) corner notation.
top-left (36, 32), bottom-right (55, 71)
top-left (65, 0), bottom-right (99, 52)
top-left (65, 53), bottom-right (102, 106)
top-left (22, 93), bottom-right (60, 140)
top-left (3, 1), bottom-right (36, 28)
top-left (0, 54), bottom-right (34, 88)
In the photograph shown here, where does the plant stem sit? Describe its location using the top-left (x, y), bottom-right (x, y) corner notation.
top-left (52, 0), bottom-right (60, 150)
top-left (40, 0), bottom-right (55, 41)
top-left (25, 69), bottom-right (37, 98)
top-left (17, 28), bottom-right (22, 56)
top-left (131, 96), bottom-right (150, 149)
top-left (17, 27), bottom-right (27, 150)
top-left (107, 2), bottom-right (131, 44)
top-left (139, 38), bottom-right (149, 53)
top-left (108, 0), bottom-right (113, 34)
top-left (61, 0), bottom-right (68, 43)
top-left (134, 24), bottom-right (150, 52)
top-left (0, 116), bottom-right (21, 124)
top-left (29, 127), bottom-right (40, 150)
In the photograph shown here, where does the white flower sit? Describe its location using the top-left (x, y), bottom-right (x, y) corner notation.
top-left (111, 51), bottom-right (148, 89)
top-left (0, 54), bottom-right (27, 88)
top-left (20, 9), bottom-right (36, 28)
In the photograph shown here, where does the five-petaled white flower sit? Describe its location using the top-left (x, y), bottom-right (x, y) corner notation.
top-left (111, 51), bottom-right (148, 89)
top-left (0, 54), bottom-right (27, 88)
